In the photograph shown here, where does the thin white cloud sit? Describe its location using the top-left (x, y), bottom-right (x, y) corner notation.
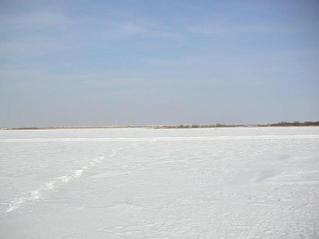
top-left (0, 11), bottom-right (70, 29)
top-left (187, 22), bottom-right (300, 36)
top-left (106, 21), bottom-right (182, 40)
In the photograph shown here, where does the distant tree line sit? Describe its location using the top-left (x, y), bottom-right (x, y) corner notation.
top-left (2, 121), bottom-right (319, 130)
top-left (154, 124), bottom-right (245, 129)
top-left (152, 121), bottom-right (319, 129)
top-left (262, 121), bottom-right (319, 127)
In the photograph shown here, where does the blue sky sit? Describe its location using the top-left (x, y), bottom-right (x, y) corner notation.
top-left (0, 0), bottom-right (319, 127)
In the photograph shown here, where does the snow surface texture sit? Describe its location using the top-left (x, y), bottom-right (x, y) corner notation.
top-left (0, 127), bottom-right (319, 239)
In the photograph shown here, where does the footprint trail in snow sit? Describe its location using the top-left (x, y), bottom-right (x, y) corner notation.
top-left (5, 150), bottom-right (117, 213)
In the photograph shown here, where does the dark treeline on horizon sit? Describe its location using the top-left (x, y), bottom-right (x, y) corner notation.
top-left (2, 121), bottom-right (319, 130)
top-left (154, 121), bottom-right (319, 129)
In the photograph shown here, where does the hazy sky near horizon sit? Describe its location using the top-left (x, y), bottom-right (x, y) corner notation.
top-left (0, 0), bottom-right (319, 127)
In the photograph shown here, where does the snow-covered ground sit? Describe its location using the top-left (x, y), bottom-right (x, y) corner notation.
top-left (0, 127), bottom-right (319, 239)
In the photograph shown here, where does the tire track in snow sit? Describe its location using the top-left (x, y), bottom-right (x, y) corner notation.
top-left (5, 150), bottom-right (118, 214)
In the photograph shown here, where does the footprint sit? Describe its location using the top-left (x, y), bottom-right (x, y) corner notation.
top-left (255, 169), bottom-right (280, 183)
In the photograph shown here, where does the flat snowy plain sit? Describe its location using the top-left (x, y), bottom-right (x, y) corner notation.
top-left (0, 127), bottom-right (319, 238)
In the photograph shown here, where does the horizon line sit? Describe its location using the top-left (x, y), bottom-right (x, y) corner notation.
top-left (1, 121), bottom-right (319, 130)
